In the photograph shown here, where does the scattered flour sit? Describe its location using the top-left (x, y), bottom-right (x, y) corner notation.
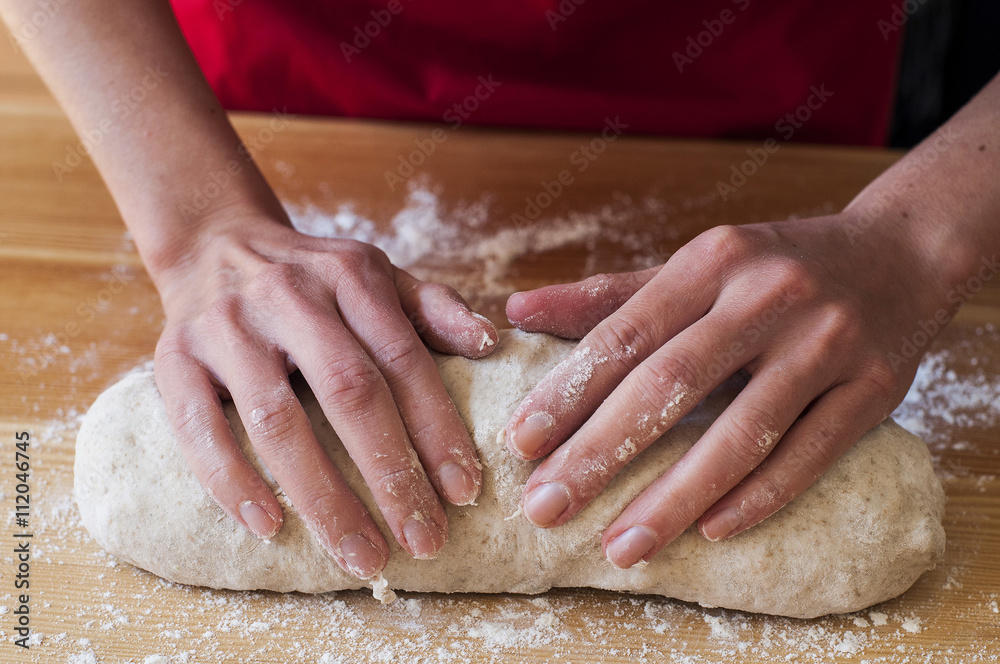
top-left (4, 196), bottom-right (998, 664)
top-left (892, 324), bottom-right (1000, 447)
top-left (901, 616), bottom-right (923, 633)
top-left (286, 183), bottom-right (677, 311)
top-left (869, 611), bottom-right (889, 627)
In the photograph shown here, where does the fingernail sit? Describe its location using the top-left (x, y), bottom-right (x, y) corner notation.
top-left (239, 500), bottom-right (279, 539)
top-left (403, 516), bottom-right (443, 559)
top-left (606, 526), bottom-right (658, 569)
top-left (522, 482), bottom-right (571, 527)
top-left (339, 532), bottom-right (384, 578)
top-left (510, 412), bottom-right (555, 458)
top-left (438, 461), bottom-right (478, 505)
top-left (469, 310), bottom-right (496, 329)
top-left (700, 507), bottom-right (744, 541)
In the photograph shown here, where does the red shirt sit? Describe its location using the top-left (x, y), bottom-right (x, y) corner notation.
top-left (171, 0), bottom-right (902, 145)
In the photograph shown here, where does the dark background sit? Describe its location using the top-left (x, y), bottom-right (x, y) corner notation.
top-left (892, 0), bottom-right (1000, 147)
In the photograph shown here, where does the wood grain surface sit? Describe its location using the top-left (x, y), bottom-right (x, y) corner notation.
top-left (1, 24), bottom-right (998, 664)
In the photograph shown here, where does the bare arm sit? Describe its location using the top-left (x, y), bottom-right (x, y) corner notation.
top-left (2, 0), bottom-right (279, 272)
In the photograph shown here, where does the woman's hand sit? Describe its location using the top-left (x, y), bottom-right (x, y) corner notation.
top-left (2, 0), bottom-right (504, 581)
top-left (1, 0), bottom-right (499, 580)
top-left (152, 209), bottom-right (497, 579)
top-left (502, 212), bottom-right (948, 568)
top-left (498, 63), bottom-right (1000, 569)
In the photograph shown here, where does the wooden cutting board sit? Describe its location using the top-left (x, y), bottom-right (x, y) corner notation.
top-left (1, 28), bottom-right (997, 664)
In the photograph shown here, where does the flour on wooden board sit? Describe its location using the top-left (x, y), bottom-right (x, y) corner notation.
top-left (8, 352), bottom-right (997, 664)
top-left (7, 211), bottom-right (999, 663)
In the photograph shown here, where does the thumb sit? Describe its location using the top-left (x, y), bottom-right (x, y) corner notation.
top-left (394, 268), bottom-right (499, 358)
top-left (506, 266), bottom-right (662, 339)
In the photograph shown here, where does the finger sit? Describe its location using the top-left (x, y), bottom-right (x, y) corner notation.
top-left (506, 267), bottom-right (662, 339)
top-left (518, 310), bottom-right (761, 530)
top-left (503, 264), bottom-right (720, 461)
top-left (696, 378), bottom-right (889, 542)
top-left (340, 273), bottom-right (484, 506)
top-left (218, 344), bottom-right (390, 579)
top-left (284, 308), bottom-right (449, 560)
top-left (599, 360), bottom-right (829, 568)
top-left (155, 343), bottom-right (284, 541)
top-left (394, 268), bottom-right (498, 358)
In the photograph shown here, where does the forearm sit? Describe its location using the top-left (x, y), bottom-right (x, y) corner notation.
top-left (0, 0), bottom-right (285, 281)
top-left (845, 72), bottom-right (1000, 312)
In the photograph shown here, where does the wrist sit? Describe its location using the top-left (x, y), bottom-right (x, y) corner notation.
top-left (134, 171), bottom-right (290, 278)
top-left (136, 194), bottom-right (291, 301)
top-left (842, 188), bottom-right (985, 321)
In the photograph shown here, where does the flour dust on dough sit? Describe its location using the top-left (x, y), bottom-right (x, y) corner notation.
top-left (74, 330), bottom-right (945, 619)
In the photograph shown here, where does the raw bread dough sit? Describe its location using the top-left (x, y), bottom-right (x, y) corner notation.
top-left (74, 330), bottom-right (945, 619)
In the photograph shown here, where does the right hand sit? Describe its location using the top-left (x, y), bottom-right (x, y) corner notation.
top-left (151, 209), bottom-right (497, 579)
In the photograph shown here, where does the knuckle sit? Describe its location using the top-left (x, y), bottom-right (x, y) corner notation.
top-left (201, 464), bottom-right (238, 502)
top-left (154, 332), bottom-right (191, 370)
top-left (564, 440), bottom-right (626, 491)
top-left (170, 398), bottom-right (217, 442)
top-left (199, 296), bottom-right (246, 338)
top-left (857, 356), bottom-right (901, 397)
top-left (640, 352), bottom-right (703, 398)
top-left (370, 336), bottom-right (425, 375)
top-left (242, 389), bottom-right (301, 444)
top-left (331, 241), bottom-right (389, 279)
top-left (786, 421), bottom-right (842, 481)
top-left (717, 406), bottom-right (780, 469)
top-left (692, 225), bottom-right (750, 263)
top-left (370, 462), bottom-right (424, 501)
top-left (581, 273), bottom-right (614, 296)
top-left (316, 356), bottom-right (384, 411)
top-left (334, 248), bottom-right (370, 276)
top-left (813, 302), bottom-right (863, 350)
top-left (286, 483), bottom-right (345, 525)
top-left (403, 416), bottom-right (441, 448)
top-left (247, 262), bottom-right (303, 302)
top-left (421, 281), bottom-right (460, 302)
top-left (593, 313), bottom-right (655, 361)
top-left (744, 472), bottom-right (790, 515)
top-left (764, 257), bottom-right (819, 303)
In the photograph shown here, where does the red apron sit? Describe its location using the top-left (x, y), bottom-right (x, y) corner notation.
top-left (171, 0), bottom-right (902, 145)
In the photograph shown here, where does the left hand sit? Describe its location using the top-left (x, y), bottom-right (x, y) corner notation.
top-left (503, 213), bottom-right (943, 568)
